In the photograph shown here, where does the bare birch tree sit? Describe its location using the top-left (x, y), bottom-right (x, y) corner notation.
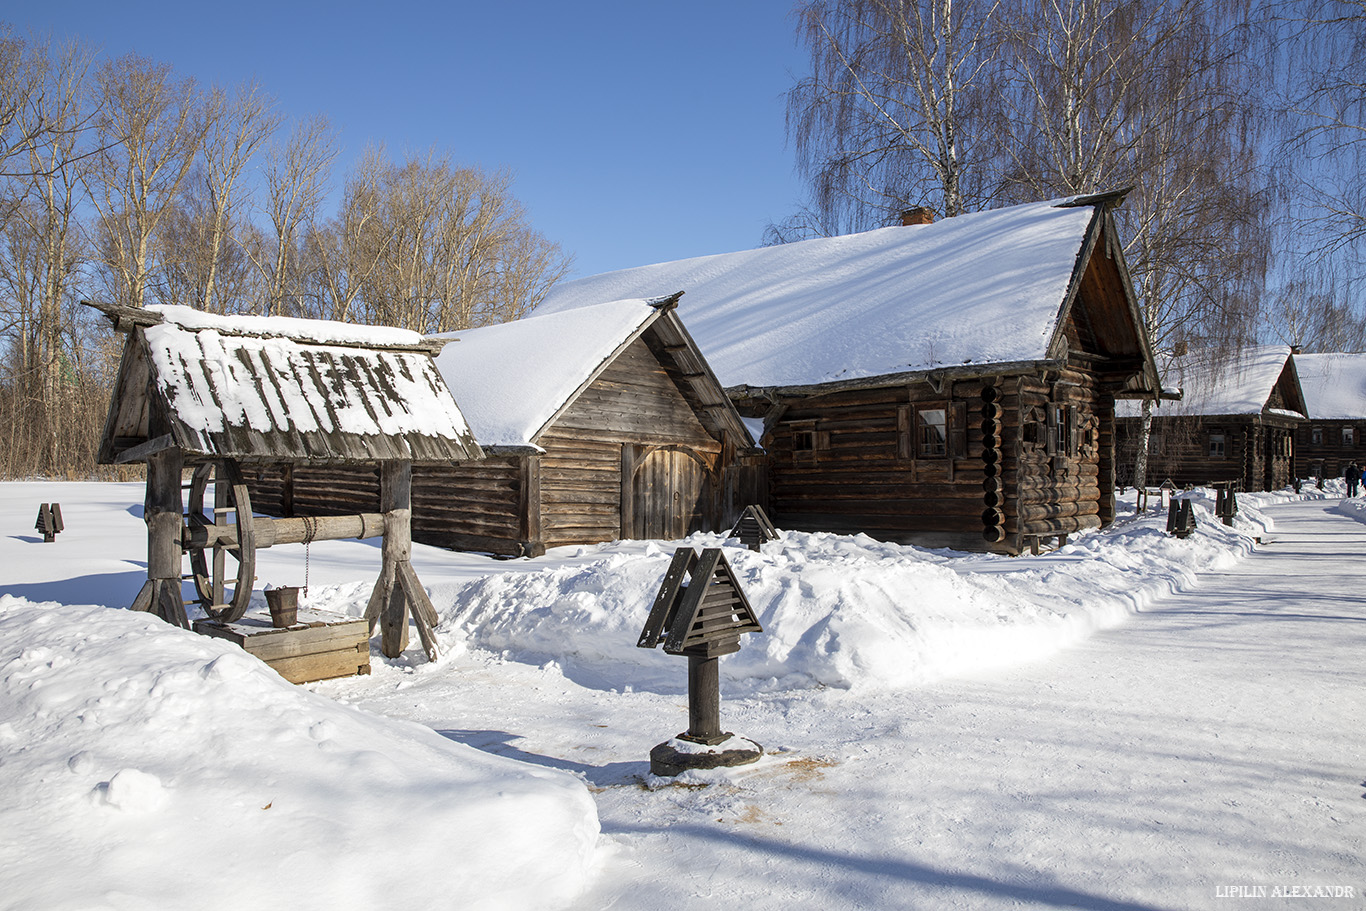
top-left (779, 0), bottom-right (1004, 239)
top-left (86, 53), bottom-right (206, 310)
top-left (997, 0), bottom-right (1270, 488)
top-left (197, 80), bottom-right (280, 312)
top-left (0, 34), bottom-right (105, 475)
top-left (249, 113), bottom-right (335, 316)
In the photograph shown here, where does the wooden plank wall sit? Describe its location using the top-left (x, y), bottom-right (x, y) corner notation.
top-left (536, 334), bottom-right (725, 548)
top-left (412, 460), bottom-right (525, 554)
top-left (538, 433), bottom-right (624, 548)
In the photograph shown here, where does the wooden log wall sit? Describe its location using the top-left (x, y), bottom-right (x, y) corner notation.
top-left (246, 460), bottom-right (530, 556)
top-left (1008, 367), bottom-right (1106, 544)
top-left (1294, 420), bottom-right (1365, 480)
top-left (412, 459), bottom-right (525, 555)
top-left (766, 379), bottom-right (1006, 551)
top-left (1115, 416), bottom-right (1296, 492)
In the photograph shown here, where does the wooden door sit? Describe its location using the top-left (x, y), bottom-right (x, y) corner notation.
top-left (629, 447), bottom-right (712, 540)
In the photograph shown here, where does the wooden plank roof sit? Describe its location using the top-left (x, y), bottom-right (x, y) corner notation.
top-left (92, 303), bottom-right (482, 465)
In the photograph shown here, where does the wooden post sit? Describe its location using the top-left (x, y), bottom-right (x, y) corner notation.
top-left (131, 448), bottom-right (191, 629)
top-left (685, 655), bottom-right (725, 744)
top-left (366, 460), bottom-right (441, 661)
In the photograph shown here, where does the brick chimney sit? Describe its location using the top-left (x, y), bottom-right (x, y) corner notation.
top-left (900, 207), bottom-right (935, 226)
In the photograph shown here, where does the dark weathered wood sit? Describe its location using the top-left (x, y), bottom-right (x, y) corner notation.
top-left (145, 448), bottom-right (190, 628)
top-left (638, 548), bottom-right (698, 648)
top-left (685, 655), bottom-right (725, 743)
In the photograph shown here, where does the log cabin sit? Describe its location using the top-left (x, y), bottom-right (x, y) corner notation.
top-left (251, 296), bottom-right (759, 557)
top-left (1286, 352), bottom-right (1366, 481)
top-left (535, 192), bottom-right (1163, 554)
top-left (1116, 346), bottom-right (1305, 492)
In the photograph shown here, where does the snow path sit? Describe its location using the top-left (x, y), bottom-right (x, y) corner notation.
top-left (554, 499), bottom-right (1363, 910)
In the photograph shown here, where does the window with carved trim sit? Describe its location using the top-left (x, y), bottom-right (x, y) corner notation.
top-left (1209, 432), bottom-right (1227, 459)
top-left (1343, 426), bottom-right (1355, 447)
top-left (899, 402), bottom-right (966, 460)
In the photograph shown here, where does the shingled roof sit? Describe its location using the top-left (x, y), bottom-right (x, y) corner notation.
top-left (93, 303), bottom-right (482, 465)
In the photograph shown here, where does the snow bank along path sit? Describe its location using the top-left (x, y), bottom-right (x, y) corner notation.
top-left (0, 600), bottom-right (598, 911)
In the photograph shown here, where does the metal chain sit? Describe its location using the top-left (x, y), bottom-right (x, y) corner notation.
top-left (302, 515), bottom-right (318, 597)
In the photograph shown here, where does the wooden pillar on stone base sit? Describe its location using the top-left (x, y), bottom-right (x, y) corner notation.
top-left (685, 655), bottom-right (724, 744)
top-left (130, 448), bottom-right (191, 629)
top-left (365, 461), bottom-right (442, 661)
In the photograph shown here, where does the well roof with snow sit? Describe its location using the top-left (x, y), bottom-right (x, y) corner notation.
top-left (93, 303), bottom-right (481, 466)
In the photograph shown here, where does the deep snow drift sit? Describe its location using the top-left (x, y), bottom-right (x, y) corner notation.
top-left (0, 479), bottom-right (1344, 910)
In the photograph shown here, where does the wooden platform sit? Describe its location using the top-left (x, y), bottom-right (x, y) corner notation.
top-left (193, 608), bottom-right (371, 684)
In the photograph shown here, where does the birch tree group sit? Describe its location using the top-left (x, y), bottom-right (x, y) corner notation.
top-left (0, 30), bottom-right (570, 479)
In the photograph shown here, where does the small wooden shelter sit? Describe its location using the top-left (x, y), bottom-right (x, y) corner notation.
top-left (91, 302), bottom-right (482, 660)
top-left (1288, 352), bottom-right (1366, 480)
top-left (1116, 346), bottom-right (1305, 492)
top-left (536, 192), bottom-right (1162, 554)
top-left (247, 296), bottom-right (760, 556)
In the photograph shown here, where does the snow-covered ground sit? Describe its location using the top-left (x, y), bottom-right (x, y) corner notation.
top-left (2, 480), bottom-right (1361, 909)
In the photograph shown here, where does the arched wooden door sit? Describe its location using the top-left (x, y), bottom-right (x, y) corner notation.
top-left (628, 446), bottom-right (714, 540)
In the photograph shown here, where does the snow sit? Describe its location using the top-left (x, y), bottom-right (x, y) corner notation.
top-left (536, 198), bottom-right (1097, 389)
top-left (144, 320), bottom-right (474, 448)
top-left (1291, 352), bottom-right (1366, 419)
top-left (1119, 346), bottom-right (1296, 418)
top-left (149, 304), bottom-right (425, 348)
top-left (2, 479), bottom-right (1362, 909)
top-left (434, 298), bottom-right (659, 448)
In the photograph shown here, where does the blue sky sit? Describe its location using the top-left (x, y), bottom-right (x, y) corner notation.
top-left (8, 1), bottom-right (809, 278)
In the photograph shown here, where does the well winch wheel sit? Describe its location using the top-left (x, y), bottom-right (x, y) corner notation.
top-left (184, 460), bottom-right (256, 622)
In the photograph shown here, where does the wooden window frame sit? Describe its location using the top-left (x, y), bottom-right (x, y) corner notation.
top-left (1311, 427), bottom-right (1323, 446)
top-left (1208, 430), bottom-right (1227, 459)
top-left (899, 401), bottom-right (967, 462)
top-left (790, 419), bottom-right (827, 465)
top-left (1342, 426), bottom-right (1355, 448)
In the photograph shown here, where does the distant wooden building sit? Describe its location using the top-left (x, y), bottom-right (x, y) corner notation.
top-left (252, 296), bottom-right (758, 556)
top-left (536, 192), bottom-right (1163, 554)
top-left (1288, 352), bottom-right (1366, 480)
top-left (1116, 347), bottom-right (1305, 492)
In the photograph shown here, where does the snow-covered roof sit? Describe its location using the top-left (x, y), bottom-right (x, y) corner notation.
top-left (434, 296), bottom-right (751, 451)
top-left (538, 197), bottom-right (1109, 390)
top-left (96, 304), bottom-right (481, 464)
top-left (435, 298), bottom-right (662, 449)
top-left (1290, 353), bottom-right (1366, 420)
top-left (1118, 346), bottom-right (1301, 418)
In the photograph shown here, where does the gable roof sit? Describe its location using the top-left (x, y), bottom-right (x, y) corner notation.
top-left (94, 303), bottom-right (481, 464)
top-left (433, 296), bottom-right (753, 452)
top-left (1290, 353), bottom-right (1366, 420)
top-left (538, 194), bottom-right (1156, 394)
top-left (1118, 346), bottom-right (1304, 419)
